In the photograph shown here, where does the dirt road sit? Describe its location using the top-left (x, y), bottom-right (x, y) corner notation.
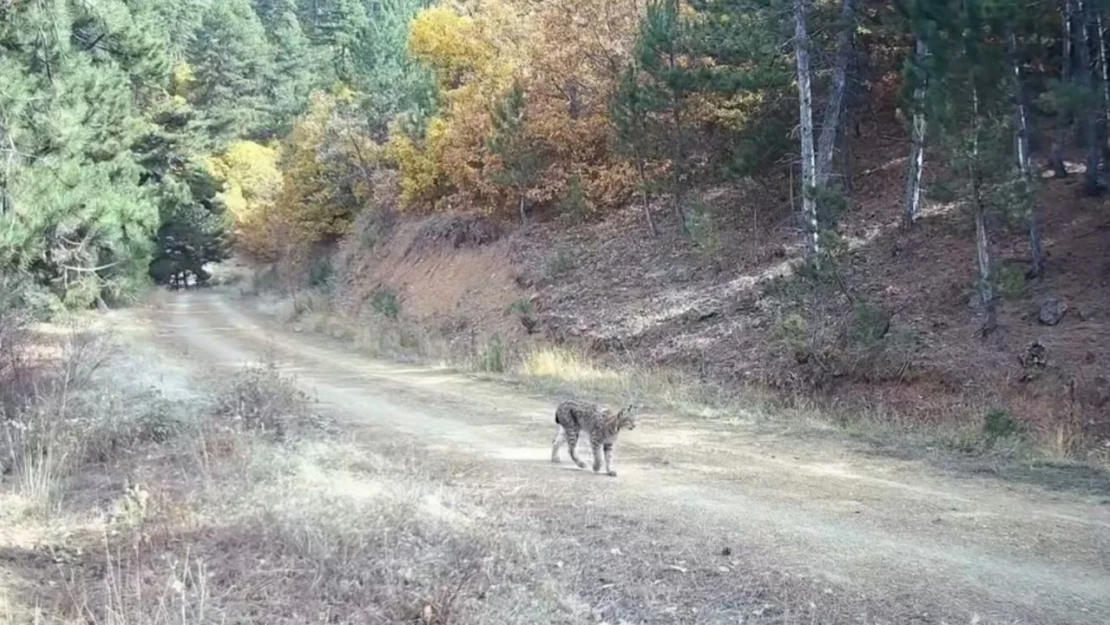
top-left (136, 290), bottom-right (1110, 624)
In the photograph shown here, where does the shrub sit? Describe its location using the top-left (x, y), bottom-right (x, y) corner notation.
top-left (995, 264), bottom-right (1027, 300)
top-left (506, 298), bottom-right (534, 317)
top-left (557, 173), bottom-right (592, 220)
top-left (983, 408), bottom-right (1023, 440)
top-left (361, 229), bottom-right (378, 249)
top-left (249, 267), bottom-right (279, 295)
top-left (847, 300), bottom-right (891, 348)
top-left (772, 313), bottom-right (809, 354)
top-left (477, 334), bottom-right (506, 373)
top-left (687, 199), bottom-right (720, 258)
top-left (213, 364), bottom-right (318, 440)
top-left (544, 250), bottom-right (575, 281)
top-left (309, 257), bottom-right (335, 290)
top-left (80, 391), bottom-right (193, 464)
top-left (371, 287), bottom-right (401, 319)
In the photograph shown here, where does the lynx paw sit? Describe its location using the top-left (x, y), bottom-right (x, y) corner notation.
top-left (575, 461), bottom-right (587, 469)
top-left (607, 470), bottom-right (618, 477)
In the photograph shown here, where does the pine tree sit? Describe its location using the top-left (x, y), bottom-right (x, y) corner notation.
top-left (610, 65), bottom-right (662, 236)
top-left (268, 3), bottom-right (330, 130)
top-left (1001, 12), bottom-right (1046, 277)
top-left (317, 0), bottom-right (371, 85)
top-left (187, 0), bottom-right (277, 143)
top-left (1071, 0), bottom-right (1104, 195)
top-left (488, 81), bottom-right (546, 225)
top-left (357, 0), bottom-right (437, 138)
top-left (0, 0), bottom-right (169, 307)
top-left (816, 0), bottom-right (856, 187)
top-left (637, 0), bottom-right (695, 234)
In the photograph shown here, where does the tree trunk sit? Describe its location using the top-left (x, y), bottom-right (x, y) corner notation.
top-left (518, 190), bottom-right (527, 225)
top-left (903, 38), bottom-right (929, 229)
top-left (637, 158), bottom-right (659, 236)
top-left (816, 0), bottom-right (855, 186)
top-left (1007, 29), bottom-right (1046, 278)
top-left (1053, 0), bottom-right (1073, 178)
top-left (794, 0), bottom-right (819, 263)
top-left (969, 74), bottom-right (997, 336)
top-left (667, 7), bottom-right (689, 237)
top-left (1073, 0), bottom-right (1103, 195)
top-left (670, 102), bottom-right (688, 235)
top-left (1097, 10), bottom-right (1110, 159)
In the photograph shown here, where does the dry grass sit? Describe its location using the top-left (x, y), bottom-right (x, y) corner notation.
top-left (247, 281), bottom-right (1110, 484)
top-left (519, 347), bottom-right (623, 384)
top-left (517, 349), bottom-right (1110, 492)
top-left (1, 314), bottom-right (1042, 624)
top-left (0, 337), bottom-right (575, 625)
top-left (252, 290), bottom-right (452, 365)
top-left (518, 347), bottom-right (736, 419)
top-left (0, 324), bottom-right (890, 625)
top-left (1, 319), bottom-right (121, 514)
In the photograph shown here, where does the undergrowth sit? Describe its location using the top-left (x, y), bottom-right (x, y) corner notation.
top-left (0, 326), bottom-right (573, 624)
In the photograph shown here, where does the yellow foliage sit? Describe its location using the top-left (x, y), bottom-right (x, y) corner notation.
top-left (170, 63), bottom-right (195, 98)
top-left (206, 141), bottom-right (283, 260)
top-left (388, 116), bottom-right (451, 208)
top-left (393, 0), bottom-right (644, 216)
top-left (276, 91), bottom-right (379, 243)
top-left (408, 7), bottom-right (495, 88)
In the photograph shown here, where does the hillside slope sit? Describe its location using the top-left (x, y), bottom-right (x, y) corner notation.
top-left (297, 120), bottom-right (1110, 457)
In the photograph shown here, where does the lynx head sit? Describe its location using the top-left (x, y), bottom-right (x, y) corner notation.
top-left (616, 404), bottom-right (636, 431)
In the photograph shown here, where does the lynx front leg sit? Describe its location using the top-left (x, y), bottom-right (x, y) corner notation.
top-left (591, 440), bottom-right (603, 473)
top-left (564, 430), bottom-right (587, 468)
top-left (603, 443), bottom-right (616, 477)
top-left (550, 427), bottom-right (566, 463)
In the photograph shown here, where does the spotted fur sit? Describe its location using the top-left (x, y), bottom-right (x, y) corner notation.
top-left (550, 400), bottom-right (636, 477)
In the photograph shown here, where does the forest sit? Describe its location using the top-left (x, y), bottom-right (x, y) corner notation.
top-left (0, 0), bottom-right (1104, 329)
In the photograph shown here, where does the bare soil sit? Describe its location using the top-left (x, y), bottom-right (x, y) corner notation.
top-left (125, 288), bottom-right (1110, 624)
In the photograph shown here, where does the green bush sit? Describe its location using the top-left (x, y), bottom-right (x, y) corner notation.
top-left (506, 298), bottom-right (534, 317)
top-left (371, 288), bottom-right (401, 319)
top-left (772, 313), bottom-right (809, 353)
top-left (544, 250), bottom-right (576, 281)
top-left (995, 264), bottom-right (1027, 300)
top-left (309, 258), bottom-right (335, 290)
top-left (477, 334), bottom-right (506, 373)
top-left (983, 408), bottom-right (1022, 440)
top-left (847, 300), bottom-right (891, 348)
top-left (687, 199), bottom-right (720, 258)
top-left (557, 173), bottom-right (591, 220)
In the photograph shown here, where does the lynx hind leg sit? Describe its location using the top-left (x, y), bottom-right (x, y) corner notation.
top-left (603, 443), bottom-right (616, 477)
top-left (564, 430), bottom-right (587, 469)
top-left (591, 440), bottom-right (603, 473)
top-left (551, 427), bottom-right (566, 463)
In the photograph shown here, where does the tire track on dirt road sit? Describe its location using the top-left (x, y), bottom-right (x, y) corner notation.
top-left (133, 290), bottom-right (1110, 624)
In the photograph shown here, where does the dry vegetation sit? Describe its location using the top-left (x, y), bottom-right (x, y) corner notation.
top-left (3, 311), bottom-right (903, 625)
top-left (1, 316), bottom-right (559, 624)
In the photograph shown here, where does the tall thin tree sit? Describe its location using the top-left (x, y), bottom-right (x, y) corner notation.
top-left (793, 0), bottom-right (819, 262)
top-left (1052, 0), bottom-right (1073, 178)
top-left (963, 0), bottom-right (996, 335)
top-left (1072, 0), bottom-right (1103, 194)
top-left (816, 0), bottom-right (856, 186)
top-left (1006, 27), bottom-right (1046, 277)
top-left (903, 38), bottom-right (929, 228)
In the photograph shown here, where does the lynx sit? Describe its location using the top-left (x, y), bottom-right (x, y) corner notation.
top-left (550, 400), bottom-right (635, 477)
